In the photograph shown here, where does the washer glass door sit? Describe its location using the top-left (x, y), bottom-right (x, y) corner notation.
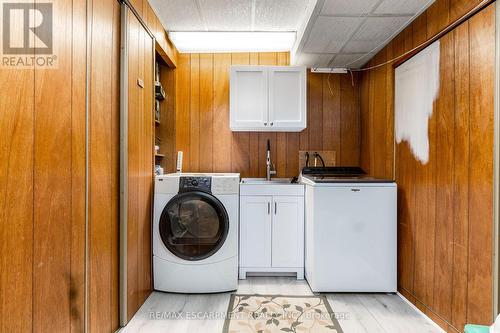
top-left (159, 191), bottom-right (229, 261)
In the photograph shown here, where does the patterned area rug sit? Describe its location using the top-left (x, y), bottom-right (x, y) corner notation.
top-left (222, 294), bottom-right (344, 333)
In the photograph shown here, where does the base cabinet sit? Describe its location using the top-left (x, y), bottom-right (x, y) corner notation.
top-left (239, 196), bottom-right (273, 268)
top-left (239, 193), bottom-right (304, 279)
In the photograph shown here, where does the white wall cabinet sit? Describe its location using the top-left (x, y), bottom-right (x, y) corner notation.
top-left (229, 67), bottom-right (269, 129)
top-left (230, 66), bottom-right (306, 132)
top-left (239, 184), bottom-right (304, 279)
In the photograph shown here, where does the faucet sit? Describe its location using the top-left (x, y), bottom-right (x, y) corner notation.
top-left (266, 139), bottom-right (276, 181)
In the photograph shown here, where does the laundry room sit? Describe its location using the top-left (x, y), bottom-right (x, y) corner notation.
top-left (0, 0), bottom-right (499, 333)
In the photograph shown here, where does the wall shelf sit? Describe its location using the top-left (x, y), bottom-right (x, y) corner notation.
top-left (154, 50), bottom-right (175, 173)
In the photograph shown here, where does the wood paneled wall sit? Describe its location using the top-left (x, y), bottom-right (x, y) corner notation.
top-left (359, 1), bottom-right (495, 331)
top-left (130, 0), bottom-right (178, 67)
top-left (173, 52), bottom-right (360, 177)
top-left (360, 0), bottom-right (492, 178)
top-left (0, 0), bottom-right (121, 332)
top-left (0, 0), bottom-right (87, 331)
top-left (0, 20), bottom-right (37, 333)
top-left (88, 0), bottom-right (121, 331)
top-left (0, 0), bottom-right (170, 330)
top-left (125, 7), bottom-right (154, 323)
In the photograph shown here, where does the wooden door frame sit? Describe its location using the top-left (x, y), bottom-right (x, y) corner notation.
top-left (119, 2), bottom-right (129, 327)
top-left (494, 0), bottom-right (500, 319)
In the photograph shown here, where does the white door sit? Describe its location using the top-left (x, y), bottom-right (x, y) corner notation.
top-left (272, 196), bottom-right (304, 268)
top-left (240, 196), bottom-right (272, 268)
top-left (230, 66), bottom-right (269, 131)
top-left (268, 66), bottom-right (306, 131)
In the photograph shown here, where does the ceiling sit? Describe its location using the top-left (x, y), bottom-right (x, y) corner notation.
top-left (149, 0), bottom-right (435, 69)
top-left (294, 0), bottom-right (435, 68)
top-left (148, 0), bottom-right (311, 32)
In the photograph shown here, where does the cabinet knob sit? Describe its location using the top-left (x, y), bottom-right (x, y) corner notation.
top-left (270, 122), bottom-right (274, 126)
top-left (264, 122), bottom-right (268, 126)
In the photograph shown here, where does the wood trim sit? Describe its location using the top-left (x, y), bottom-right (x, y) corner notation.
top-left (155, 39), bottom-right (178, 69)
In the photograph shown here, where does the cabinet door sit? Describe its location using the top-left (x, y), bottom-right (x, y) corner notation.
top-left (230, 66), bottom-right (269, 131)
top-left (272, 196), bottom-right (304, 268)
top-left (240, 196), bottom-right (273, 267)
top-left (268, 66), bottom-right (306, 131)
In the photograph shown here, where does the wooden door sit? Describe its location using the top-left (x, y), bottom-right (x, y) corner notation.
top-left (271, 196), bottom-right (304, 268)
top-left (239, 196), bottom-right (273, 268)
top-left (121, 4), bottom-right (154, 325)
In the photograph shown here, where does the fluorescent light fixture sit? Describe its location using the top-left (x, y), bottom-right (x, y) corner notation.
top-left (169, 31), bottom-right (296, 53)
top-left (311, 68), bottom-right (348, 73)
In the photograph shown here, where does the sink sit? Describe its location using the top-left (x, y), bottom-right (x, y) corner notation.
top-left (240, 178), bottom-right (304, 196)
top-left (241, 178), bottom-right (293, 184)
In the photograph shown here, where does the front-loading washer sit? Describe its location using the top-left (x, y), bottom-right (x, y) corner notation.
top-left (153, 173), bottom-right (239, 293)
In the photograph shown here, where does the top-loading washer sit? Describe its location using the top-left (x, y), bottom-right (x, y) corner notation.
top-left (300, 167), bottom-right (397, 292)
top-left (153, 173), bottom-right (239, 293)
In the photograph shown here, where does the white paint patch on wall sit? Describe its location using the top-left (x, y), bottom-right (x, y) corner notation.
top-left (395, 41), bottom-right (440, 164)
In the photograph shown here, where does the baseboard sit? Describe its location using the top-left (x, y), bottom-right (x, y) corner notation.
top-left (396, 292), bottom-right (446, 333)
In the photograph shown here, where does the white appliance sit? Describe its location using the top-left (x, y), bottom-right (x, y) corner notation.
top-left (301, 172), bottom-right (397, 292)
top-left (153, 173), bottom-right (240, 293)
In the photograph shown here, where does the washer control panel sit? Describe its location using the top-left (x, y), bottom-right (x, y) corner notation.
top-left (179, 176), bottom-right (211, 193)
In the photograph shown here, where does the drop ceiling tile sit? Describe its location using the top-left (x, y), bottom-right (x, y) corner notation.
top-left (198, 0), bottom-right (252, 31)
top-left (254, 0), bottom-right (309, 31)
top-left (320, 0), bottom-right (380, 15)
top-left (295, 53), bottom-right (335, 67)
top-left (149, 0), bottom-right (204, 31)
top-left (303, 16), bottom-right (362, 53)
top-left (322, 41), bottom-right (348, 53)
top-left (375, 0), bottom-right (432, 15)
top-left (352, 16), bottom-right (410, 41)
top-left (342, 40), bottom-right (383, 53)
top-left (331, 53), bottom-right (371, 68)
